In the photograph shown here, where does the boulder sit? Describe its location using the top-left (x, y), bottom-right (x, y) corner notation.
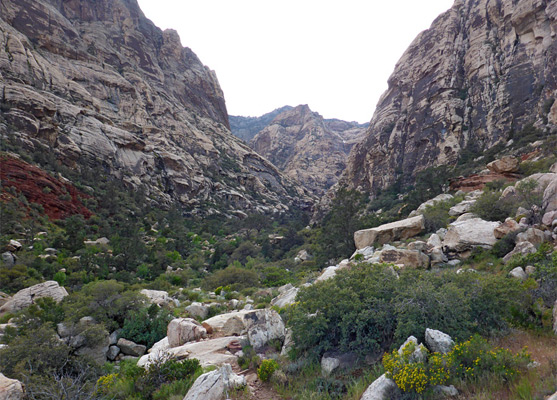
top-left (516, 228), bottom-right (546, 246)
top-left (542, 210), bottom-right (557, 226)
top-left (548, 391), bottom-right (557, 400)
top-left (407, 241), bottom-right (427, 252)
top-left (427, 234), bottom-right (442, 248)
top-left (246, 309), bottom-right (286, 351)
top-left (398, 336), bottom-right (426, 363)
top-left (1, 252), bottom-right (16, 267)
top-left (448, 200), bottom-right (475, 217)
top-left (509, 267), bottom-right (527, 280)
top-left (315, 265), bottom-right (341, 282)
top-left (281, 329), bottom-right (294, 356)
top-left (271, 286), bottom-right (299, 308)
top-left (494, 218), bottom-right (521, 239)
top-left (183, 363), bottom-right (245, 400)
top-left (503, 241), bottom-right (537, 263)
top-left (354, 215), bottom-right (424, 249)
top-left (542, 176), bottom-right (557, 213)
top-left (140, 289), bottom-right (170, 306)
top-left (486, 156), bottom-right (519, 173)
top-left (525, 265), bottom-right (536, 275)
top-left (351, 246), bottom-right (375, 261)
top-left (0, 373), bottom-right (24, 400)
top-left (294, 249), bottom-right (312, 263)
top-left (442, 218), bottom-right (500, 253)
top-left (379, 249), bottom-right (429, 269)
top-left (83, 237), bottom-right (109, 246)
top-left (185, 302), bottom-right (209, 320)
top-left (360, 373), bottom-right (401, 400)
top-left (409, 194), bottom-right (454, 217)
top-left (425, 328), bottom-right (454, 354)
top-left (75, 333), bottom-right (110, 365)
top-left (433, 385), bottom-right (459, 397)
top-left (0, 281), bottom-right (68, 314)
top-left (454, 213), bottom-right (477, 222)
top-left (117, 338), bottom-right (146, 357)
top-left (106, 345), bottom-right (120, 361)
top-left (167, 318), bottom-right (207, 348)
top-left (429, 247), bottom-right (448, 265)
top-left (5, 240), bottom-right (22, 252)
top-left (553, 300), bottom-right (557, 335)
top-left (321, 352), bottom-right (357, 376)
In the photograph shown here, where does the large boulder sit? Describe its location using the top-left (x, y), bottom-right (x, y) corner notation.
top-left (354, 215), bottom-right (424, 249)
top-left (442, 218), bottom-right (499, 253)
top-left (360, 373), bottom-right (401, 400)
top-left (0, 281), bottom-right (68, 314)
top-left (203, 309), bottom-right (285, 350)
top-left (486, 156), bottom-right (519, 174)
top-left (379, 248), bottom-right (429, 269)
top-left (140, 289), bottom-right (170, 306)
top-left (183, 363), bottom-right (245, 400)
top-left (516, 228), bottom-right (546, 247)
top-left (543, 178), bottom-right (557, 213)
top-left (117, 338), bottom-right (147, 357)
top-left (503, 241), bottom-right (537, 263)
top-left (425, 328), bottom-right (454, 354)
top-left (1, 252), bottom-right (16, 267)
top-left (494, 218), bottom-right (522, 239)
top-left (185, 302), bottom-right (210, 320)
top-left (167, 318), bottom-right (207, 348)
top-left (0, 373), bottom-right (24, 400)
top-left (448, 200), bottom-right (476, 217)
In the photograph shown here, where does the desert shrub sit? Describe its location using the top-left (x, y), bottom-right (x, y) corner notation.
top-left (289, 265), bottom-right (524, 358)
top-left (97, 358), bottom-right (201, 400)
top-left (203, 266), bottom-right (259, 291)
top-left (62, 280), bottom-right (145, 331)
top-left (471, 189), bottom-right (514, 222)
top-left (257, 359), bottom-right (279, 382)
top-left (383, 336), bottom-right (531, 396)
top-left (121, 304), bottom-right (172, 348)
top-left (491, 232), bottom-right (519, 258)
top-left (421, 197), bottom-right (461, 233)
top-left (238, 345), bottom-right (261, 370)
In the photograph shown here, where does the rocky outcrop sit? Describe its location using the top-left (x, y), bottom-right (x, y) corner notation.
top-left (354, 215), bottom-right (424, 249)
top-left (340, 0), bottom-right (557, 196)
top-left (183, 364), bottom-right (245, 400)
top-left (250, 105), bottom-right (367, 195)
top-left (230, 106), bottom-right (293, 142)
top-left (167, 318), bottom-right (207, 348)
top-left (442, 218), bottom-right (499, 254)
top-left (360, 374), bottom-right (401, 400)
top-left (0, 281), bottom-right (68, 314)
top-left (0, 373), bottom-right (24, 400)
top-left (425, 328), bottom-right (454, 354)
top-left (0, 0), bottom-right (312, 215)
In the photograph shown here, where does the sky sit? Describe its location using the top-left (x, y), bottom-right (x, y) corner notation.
top-left (136, 0), bottom-right (455, 123)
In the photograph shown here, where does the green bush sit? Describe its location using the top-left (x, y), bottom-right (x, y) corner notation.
top-left (289, 264), bottom-right (524, 358)
top-left (421, 198), bottom-right (459, 233)
top-left (257, 359), bottom-right (279, 382)
top-left (203, 266), bottom-right (259, 291)
top-left (471, 189), bottom-right (514, 222)
top-left (383, 336), bottom-right (531, 395)
top-left (121, 304), bottom-right (172, 348)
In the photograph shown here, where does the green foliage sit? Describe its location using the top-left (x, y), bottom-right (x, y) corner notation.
top-left (62, 280), bottom-right (145, 331)
top-left (97, 358), bottom-right (202, 400)
top-left (121, 304), bottom-right (172, 348)
top-left (289, 264), bottom-right (524, 358)
top-left (421, 197), bottom-right (460, 233)
top-left (238, 345), bottom-right (261, 370)
top-left (383, 336), bottom-right (531, 395)
top-left (203, 266), bottom-right (259, 291)
top-left (471, 189), bottom-right (514, 222)
top-left (257, 359), bottom-right (279, 382)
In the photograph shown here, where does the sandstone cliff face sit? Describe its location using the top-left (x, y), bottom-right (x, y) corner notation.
top-left (341, 0), bottom-right (557, 195)
top-left (249, 105), bottom-right (367, 195)
top-left (230, 106), bottom-right (293, 142)
top-left (0, 0), bottom-right (311, 215)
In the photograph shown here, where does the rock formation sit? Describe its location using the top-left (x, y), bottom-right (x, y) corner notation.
top-left (230, 106), bottom-right (293, 142)
top-left (340, 0), bottom-right (557, 195)
top-left (0, 0), bottom-right (312, 215)
top-left (250, 105), bottom-right (367, 194)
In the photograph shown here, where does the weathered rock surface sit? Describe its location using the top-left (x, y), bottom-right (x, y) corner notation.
top-left (379, 249), bottom-right (430, 269)
top-left (503, 241), bottom-right (537, 263)
top-left (0, 281), bottom-right (68, 314)
top-left (339, 0), bottom-right (557, 197)
top-left (167, 318), bottom-right (207, 348)
top-left (185, 302), bottom-right (210, 320)
top-left (250, 105), bottom-right (367, 195)
top-left (494, 218), bottom-right (521, 239)
top-left (117, 338), bottom-right (147, 357)
top-left (270, 286), bottom-right (299, 308)
top-left (183, 363), bottom-right (245, 400)
top-left (425, 328), bottom-right (454, 354)
top-left (354, 215), bottom-right (425, 249)
top-left (0, 0), bottom-right (312, 215)
top-left (409, 194), bottom-right (454, 217)
top-left (487, 156), bottom-right (519, 174)
top-left (0, 373), bottom-right (24, 400)
top-left (247, 309), bottom-right (286, 350)
top-left (140, 289), bottom-right (170, 306)
top-left (360, 373), bottom-right (401, 400)
top-left (230, 106), bottom-right (293, 142)
top-left (509, 267), bottom-right (527, 280)
top-left (443, 218), bottom-right (499, 253)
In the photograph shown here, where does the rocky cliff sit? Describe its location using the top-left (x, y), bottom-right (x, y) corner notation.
top-left (0, 0), bottom-right (311, 215)
top-left (249, 105), bottom-right (367, 195)
top-left (341, 0), bottom-right (557, 195)
top-left (230, 106), bottom-right (294, 142)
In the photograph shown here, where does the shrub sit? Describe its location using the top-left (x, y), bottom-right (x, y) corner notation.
top-left (257, 359), bottom-right (279, 382)
top-left (203, 266), bottom-right (259, 291)
top-left (471, 189), bottom-right (514, 222)
top-left (121, 304), bottom-right (172, 348)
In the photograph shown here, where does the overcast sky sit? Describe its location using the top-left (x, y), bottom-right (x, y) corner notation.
top-left (136, 0), bottom-right (454, 123)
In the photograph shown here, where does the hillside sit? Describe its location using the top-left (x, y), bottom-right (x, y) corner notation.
top-left (0, 0), bottom-right (312, 216)
top-left (340, 0), bottom-right (557, 195)
top-left (229, 106), bottom-right (294, 142)
top-left (250, 105), bottom-right (367, 195)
